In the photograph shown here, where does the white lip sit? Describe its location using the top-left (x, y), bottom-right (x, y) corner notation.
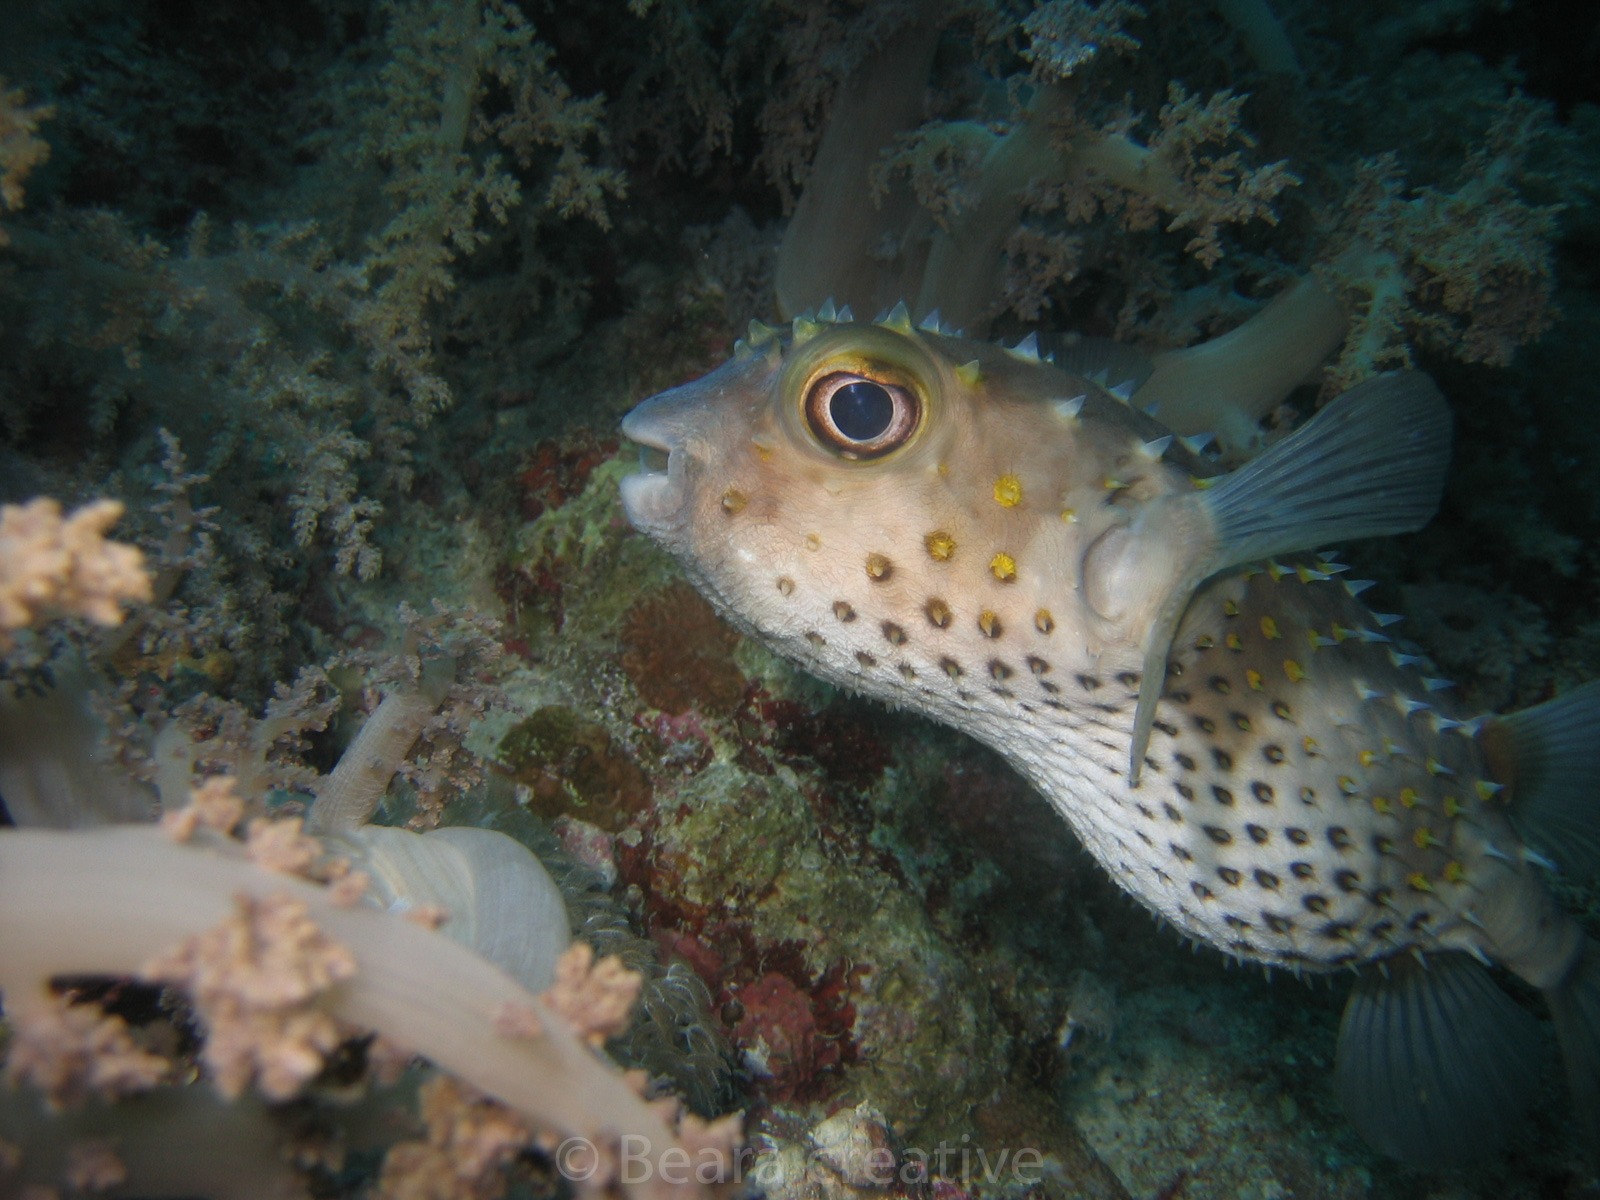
top-left (619, 410), bottom-right (685, 534)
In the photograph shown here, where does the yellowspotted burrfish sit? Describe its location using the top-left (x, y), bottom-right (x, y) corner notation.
top-left (620, 304), bottom-right (1600, 1166)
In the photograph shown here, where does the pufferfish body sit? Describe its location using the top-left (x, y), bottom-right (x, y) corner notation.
top-left (621, 307), bottom-right (1600, 1166)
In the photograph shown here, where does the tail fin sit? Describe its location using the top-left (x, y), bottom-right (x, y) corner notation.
top-left (1486, 678), bottom-right (1600, 877)
top-left (1546, 938), bottom-right (1600, 1159)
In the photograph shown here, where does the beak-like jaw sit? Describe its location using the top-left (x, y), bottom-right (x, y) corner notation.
top-left (619, 405), bottom-right (686, 538)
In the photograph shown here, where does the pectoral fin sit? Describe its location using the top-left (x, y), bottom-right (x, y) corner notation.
top-left (1125, 372), bottom-right (1451, 782)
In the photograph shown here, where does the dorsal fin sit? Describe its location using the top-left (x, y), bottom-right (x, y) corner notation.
top-left (1483, 679), bottom-right (1600, 877)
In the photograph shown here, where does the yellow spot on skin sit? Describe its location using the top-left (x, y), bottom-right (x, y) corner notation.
top-left (1240, 668), bottom-right (1261, 691)
top-left (1060, 508), bottom-right (1078, 523)
top-left (1443, 795), bottom-right (1463, 818)
top-left (1302, 736), bottom-right (1319, 755)
top-left (865, 552), bottom-right (892, 581)
top-left (955, 361), bottom-right (982, 388)
top-left (1426, 757), bottom-right (1448, 776)
top-left (1267, 561), bottom-right (1289, 582)
top-left (1413, 827), bottom-right (1441, 849)
top-left (937, 462), bottom-right (950, 476)
top-left (1443, 861), bottom-right (1466, 884)
top-left (925, 531), bottom-right (957, 561)
top-left (1283, 660), bottom-right (1306, 682)
top-left (990, 552), bottom-right (1017, 582)
top-left (777, 577), bottom-right (795, 596)
top-left (978, 610), bottom-right (1003, 638)
top-left (1372, 795), bottom-right (1392, 815)
top-left (1223, 599), bottom-right (1240, 617)
top-left (754, 442), bottom-right (774, 461)
top-left (1102, 477), bottom-right (1128, 491)
top-left (1331, 624), bottom-right (1352, 643)
top-left (1408, 872), bottom-right (1434, 892)
top-left (721, 487), bottom-right (748, 514)
top-left (1475, 780), bottom-right (1505, 801)
top-left (1195, 634), bottom-right (1216, 649)
top-left (1035, 609), bottom-right (1055, 634)
top-left (1400, 787), bottom-right (1420, 808)
top-left (1225, 633), bottom-right (1243, 651)
top-left (805, 533), bottom-right (821, 551)
top-left (1191, 477), bottom-right (1215, 490)
top-left (1338, 776), bottom-right (1359, 795)
top-left (1359, 749), bottom-right (1378, 768)
top-left (993, 475), bottom-right (1023, 507)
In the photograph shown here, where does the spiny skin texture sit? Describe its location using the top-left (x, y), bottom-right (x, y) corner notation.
top-left (621, 318), bottom-right (1574, 988)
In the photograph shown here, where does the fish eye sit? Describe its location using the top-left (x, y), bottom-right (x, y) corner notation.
top-left (804, 371), bottom-right (921, 459)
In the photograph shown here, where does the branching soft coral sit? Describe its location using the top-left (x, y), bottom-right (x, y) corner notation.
top-left (1319, 96), bottom-right (1561, 392)
top-left (0, 498), bottom-right (151, 648)
top-left (0, 79), bottom-right (50, 246)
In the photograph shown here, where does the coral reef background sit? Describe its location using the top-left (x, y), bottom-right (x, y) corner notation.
top-left (1, 0), bottom-right (1599, 1197)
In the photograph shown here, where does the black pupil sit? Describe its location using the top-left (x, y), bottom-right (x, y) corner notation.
top-left (830, 380), bottom-right (895, 442)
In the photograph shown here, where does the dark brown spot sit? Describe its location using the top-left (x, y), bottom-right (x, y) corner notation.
top-left (1372, 886), bottom-right (1394, 909)
top-left (925, 598), bottom-right (952, 628)
top-left (978, 610), bottom-right (1003, 639)
top-left (1171, 842), bottom-right (1194, 862)
top-left (898, 663), bottom-right (916, 681)
top-left (1334, 869), bottom-right (1362, 893)
top-left (1175, 752), bottom-right (1196, 771)
top-left (1163, 803), bottom-right (1183, 821)
top-left (1175, 782), bottom-right (1195, 801)
top-left (940, 658), bottom-right (962, 679)
top-left (721, 487), bottom-right (748, 514)
top-left (1169, 690), bottom-right (1191, 704)
top-left (1224, 914), bottom-right (1250, 930)
top-left (988, 659), bottom-right (1012, 681)
top-left (1218, 866), bottom-right (1243, 886)
top-left (1212, 748), bottom-right (1234, 771)
top-left (1263, 912), bottom-right (1294, 934)
top-left (1263, 744), bottom-right (1286, 764)
top-left (777, 577), bottom-right (795, 596)
top-left (1303, 895), bottom-right (1331, 915)
top-left (1117, 672), bottom-right (1141, 689)
top-left (1154, 720), bottom-right (1178, 736)
top-left (833, 600), bottom-right (857, 623)
top-left (1232, 712), bottom-right (1252, 731)
top-left (1209, 675), bottom-right (1231, 694)
top-left (1203, 825), bottom-right (1233, 845)
top-left (882, 621), bottom-right (907, 646)
top-left (1285, 826), bottom-right (1309, 845)
top-left (1373, 835), bottom-right (1395, 856)
top-left (1245, 824), bottom-right (1269, 845)
top-left (1035, 609), bottom-right (1055, 634)
top-left (1271, 700), bottom-right (1292, 720)
top-left (1192, 882), bottom-right (1215, 901)
top-left (1076, 674), bottom-right (1100, 690)
top-left (1211, 785), bottom-right (1234, 806)
top-left (865, 552), bottom-right (893, 581)
top-left (1254, 869), bottom-right (1280, 890)
top-left (1025, 655), bottom-right (1050, 676)
top-left (1299, 786), bottom-right (1316, 804)
top-left (1252, 781), bottom-right (1276, 804)
top-left (856, 651), bottom-right (877, 669)
top-left (1194, 716), bottom-right (1217, 735)
top-left (1408, 911), bottom-right (1433, 931)
top-left (1289, 861), bottom-right (1315, 880)
top-left (1327, 826), bottom-right (1352, 850)
top-left (805, 631), bottom-right (826, 648)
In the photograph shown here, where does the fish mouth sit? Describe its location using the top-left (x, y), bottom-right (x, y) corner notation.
top-left (619, 409), bottom-right (686, 535)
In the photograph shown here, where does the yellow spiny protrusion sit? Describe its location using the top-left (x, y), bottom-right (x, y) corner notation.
top-left (1260, 616), bottom-right (1280, 640)
top-left (1245, 668), bottom-right (1264, 691)
top-left (1225, 632), bottom-right (1244, 651)
top-left (1338, 776), bottom-right (1359, 795)
top-left (1443, 861), bottom-right (1467, 884)
top-left (1330, 624), bottom-right (1353, 643)
top-left (1195, 634), bottom-right (1216, 649)
top-left (792, 315), bottom-right (823, 344)
top-left (1302, 736), bottom-right (1319, 755)
top-left (1283, 660), bottom-right (1306, 682)
top-left (1399, 787), bottom-right (1420, 809)
top-left (1359, 749), bottom-right (1378, 768)
top-left (1223, 598), bottom-right (1240, 617)
top-left (1413, 827), bottom-right (1442, 850)
top-left (1371, 795), bottom-right (1392, 815)
top-left (1060, 508), bottom-right (1078, 523)
top-left (721, 487), bottom-right (748, 514)
top-left (1267, 560), bottom-right (1289, 582)
top-left (993, 475), bottom-right (1023, 507)
top-left (1443, 795), bottom-right (1463, 818)
top-left (1407, 872), bottom-right (1434, 893)
top-left (955, 360), bottom-right (983, 388)
top-left (925, 530), bottom-right (957, 561)
top-left (990, 552), bottom-right (1017, 582)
